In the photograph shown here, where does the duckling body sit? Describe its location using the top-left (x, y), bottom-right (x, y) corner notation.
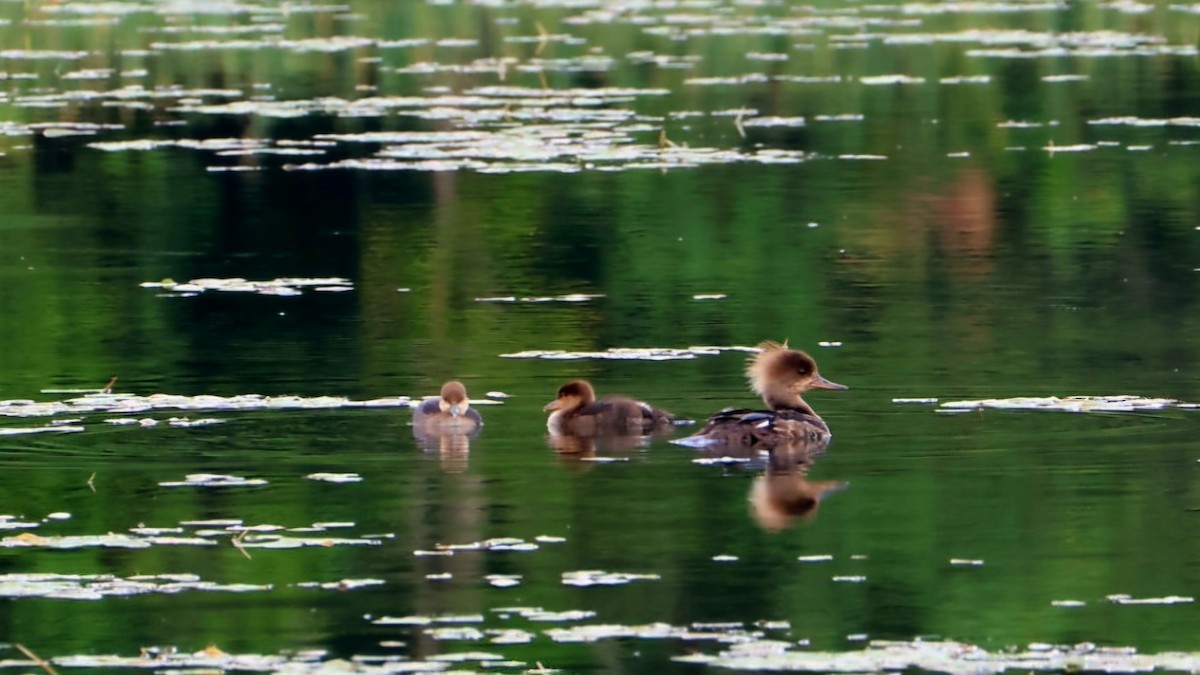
top-left (544, 380), bottom-right (673, 437)
top-left (683, 341), bottom-right (846, 447)
top-left (412, 381), bottom-right (483, 436)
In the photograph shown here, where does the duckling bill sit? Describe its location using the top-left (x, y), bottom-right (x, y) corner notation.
top-left (413, 380), bottom-right (483, 435)
top-left (544, 379), bottom-right (673, 436)
top-left (681, 341), bottom-right (846, 447)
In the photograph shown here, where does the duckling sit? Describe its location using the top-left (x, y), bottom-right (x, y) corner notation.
top-left (682, 341), bottom-right (846, 447)
top-left (412, 380), bottom-right (483, 436)
top-left (543, 379), bottom-right (673, 436)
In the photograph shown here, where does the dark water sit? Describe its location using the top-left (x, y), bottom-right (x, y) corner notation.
top-left (1, 0), bottom-right (1199, 672)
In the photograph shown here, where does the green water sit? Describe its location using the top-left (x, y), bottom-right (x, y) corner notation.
top-left (1, 0), bottom-right (1199, 672)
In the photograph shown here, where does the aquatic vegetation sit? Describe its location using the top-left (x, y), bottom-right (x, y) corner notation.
top-left (561, 570), bottom-right (661, 587)
top-left (0, 573), bottom-right (270, 600)
top-left (305, 472), bottom-right (363, 483)
top-left (501, 345), bottom-right (757, 360)
top-left (475, 293), bottom-right (603, 303)
top-left (372, 613), bottom-right (485, 626)
top-left (673, 639), bottom-right (1200, 673)
top-left (1, 532), bottom-right (213, 549)
top-left (936, 395), bottom-right (1188, 412)
top-left (139, 277), bottom-right (353, 296)
top-left (544, 622), bottom-right (761, 644)
top-left (0, 424), bottom-right (85, 435)
top-left (159, 473), bottom-right (268, 488)
top-left (1107, 594), bottom-right (1193, 605)
top-left (0, 390), bottom-right (418, 435)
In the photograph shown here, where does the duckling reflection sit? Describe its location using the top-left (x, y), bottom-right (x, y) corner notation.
top-left (546, 428), bottom-right (652, 458)
top-left (412, 381), bottom-right (482, 473)
top-left (410, 431), bottom-right (471, 473)
top-left (749, 441), bottom-right (848, 532)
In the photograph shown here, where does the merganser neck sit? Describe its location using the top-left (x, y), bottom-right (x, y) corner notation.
top-left (761, 384), bottom-right (819, 418)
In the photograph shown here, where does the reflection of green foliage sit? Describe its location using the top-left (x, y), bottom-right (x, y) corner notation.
top-left (0, 0), bottom-right (1198, 666)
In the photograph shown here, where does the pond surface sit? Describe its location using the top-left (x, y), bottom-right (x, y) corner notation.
top-left (1, 0), bottom-right (1199, 672)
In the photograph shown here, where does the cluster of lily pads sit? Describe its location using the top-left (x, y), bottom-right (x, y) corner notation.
top-left (500, 345), bottom-right (759, 361)
top-left (13, 637), bottom-right (1192, 674)
top-left (140, 277), bottom-right (353, 297)
top-left (0, 516), bottom-right (385, 553)
top-left (936, 395), bottom-right (1193, 413)
top-left (4, 0), bottom-right (1193, 171)
top-left (0, 388), bottom-right (416, 435)
top-left (673, 639), bottom-right (1200, 673)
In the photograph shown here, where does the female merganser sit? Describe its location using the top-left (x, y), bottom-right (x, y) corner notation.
top-left (684, 341), bottom-right (846, 447)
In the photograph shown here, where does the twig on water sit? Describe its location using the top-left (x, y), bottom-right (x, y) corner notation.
top-left (535, 20), bottom-right (550, 56)
top-left (102, 376), bottom-right (118, 394)
top-left (15, 644), bottom-right (59, 675)
top-left (87, 471), bottom-right (96, 492)
top-left (232, 529), bottom-right (252, 560)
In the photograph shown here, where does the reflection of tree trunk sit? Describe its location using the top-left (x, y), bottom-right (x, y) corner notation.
top-left (933, 167), bottom-right (996, 280)
top-left (409, 460), bottom-right (485, 660)
top-left (428, 172), bottom-right (459, 345)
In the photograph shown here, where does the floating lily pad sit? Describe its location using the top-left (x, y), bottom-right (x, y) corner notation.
top-left (0, 573), bottom-right (270, 600)
top-left (1, 390), bottom-right (415, 422)
top-left (501, 345), bottom-right (757, 361)
top-left (140, 276), bottom-right (353, 296)
top-left (672, 638), bottom-right (1200, 673)
top-left (938, 395), bottom-right (1185, 412)
top-left (561, 570), bottom-right (661, 587)
top-left (305, 473), bottom-right (363, 483)
top-left (159, 474), bottom-right (268, 488)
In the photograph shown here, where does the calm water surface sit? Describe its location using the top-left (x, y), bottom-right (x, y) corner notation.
top-left (1, 0), bottom-right (1199, 672)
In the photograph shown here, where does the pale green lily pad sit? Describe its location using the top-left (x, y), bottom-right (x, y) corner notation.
top-left (672, 638), bottom-right (1200, 673)
top-left (0, 573), bottom-right (270, 600)
top-left (501, 345), bottom-right (757, 360)
top-left (938, 395), bottom-right (1185, 412)
top-left (296, 579), bottom-right (385, 591)
top-left (561, 570), bottom-right (661, 587)
top-left (1, 390), bottom-right (415, 421)
top-left (159, 474), bottom-right (268, 488)
top-left (306, 473), bottom-right (363, 483)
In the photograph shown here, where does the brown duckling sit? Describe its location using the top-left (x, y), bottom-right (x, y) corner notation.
top-left (412, 381), bottom-right (483, 436)
top-left (544, 379), bottom-right (673, 436)
top-left (680, 341), bottom-right (846, 447)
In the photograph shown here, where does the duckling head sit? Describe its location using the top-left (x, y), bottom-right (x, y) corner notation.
top-left (747, 341), bottom-right (847, 397)
top-left (438, 380), bottom-right (471, 417)
top-left (543, 380), bottom-right (596, 413)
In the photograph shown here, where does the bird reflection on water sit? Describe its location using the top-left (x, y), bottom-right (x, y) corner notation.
top-left (747, 439), bottom-right (848, 532)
